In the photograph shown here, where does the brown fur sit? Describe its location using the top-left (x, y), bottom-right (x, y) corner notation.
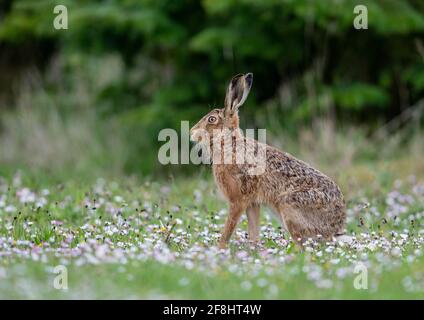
top-left (190, 73), bottom-right (346, 248)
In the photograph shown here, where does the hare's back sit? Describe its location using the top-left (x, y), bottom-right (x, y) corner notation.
top-left (264, 146), bottom-right (340, 192)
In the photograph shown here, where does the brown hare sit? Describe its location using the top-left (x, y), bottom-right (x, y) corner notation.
top-left (190, 73), bottom-right (346, 248)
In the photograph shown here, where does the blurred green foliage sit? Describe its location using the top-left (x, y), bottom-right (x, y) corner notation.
top-left (0, 0), bottom-right (423, 175)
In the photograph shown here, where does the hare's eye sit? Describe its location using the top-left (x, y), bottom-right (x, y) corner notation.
top-left (208, 116), bottom-right (217, 123)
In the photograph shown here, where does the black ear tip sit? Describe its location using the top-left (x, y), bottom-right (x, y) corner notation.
top-left (245, 73), bottom-right (253, 86)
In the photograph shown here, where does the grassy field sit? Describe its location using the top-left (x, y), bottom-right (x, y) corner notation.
top-left (0, 157), bottom-right (423, 299)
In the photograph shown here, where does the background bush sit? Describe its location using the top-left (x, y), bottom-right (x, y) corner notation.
top-left (0, 0), bottom-right (423, 176)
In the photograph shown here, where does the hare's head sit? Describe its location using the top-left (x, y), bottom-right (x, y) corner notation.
top-left (190, 73), bottom-right (253, 144)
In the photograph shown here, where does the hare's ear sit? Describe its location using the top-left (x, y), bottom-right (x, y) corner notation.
top-left (224, 73), bottom-right (253, 117)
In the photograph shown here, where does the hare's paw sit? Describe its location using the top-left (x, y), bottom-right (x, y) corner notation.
top-left (218, 242), bottom-right (228, 250)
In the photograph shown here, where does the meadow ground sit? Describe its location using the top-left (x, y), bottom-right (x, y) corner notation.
top-left (0, 158), bottom-right (423, 299)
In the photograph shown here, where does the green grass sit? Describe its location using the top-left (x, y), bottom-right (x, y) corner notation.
top-left (1, 255), bottom-right (423, 299)
top-left (0, 159), bottom-right (423, 299)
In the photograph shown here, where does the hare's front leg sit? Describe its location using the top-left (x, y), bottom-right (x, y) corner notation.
top-left (218, 202), bottom-right (246, 249)
top-left (246, 204), bottom-right (260, 243)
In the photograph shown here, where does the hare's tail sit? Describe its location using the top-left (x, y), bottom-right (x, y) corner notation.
top-left (334, 233), bottom-right (354, 245)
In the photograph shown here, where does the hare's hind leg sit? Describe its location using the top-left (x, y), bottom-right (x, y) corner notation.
top-left (279, 205), bottom-right (321, 246)
top-left (279, 190), bottom-right (345, 245)
top-left (246, 204), bottom-right (260, 243)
